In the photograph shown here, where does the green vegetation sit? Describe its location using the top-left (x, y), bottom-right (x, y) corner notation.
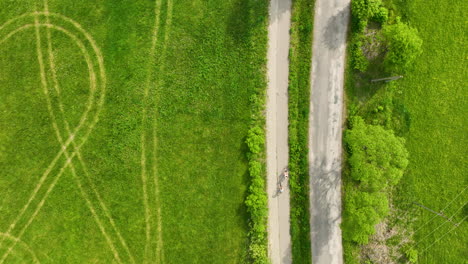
top-left (351, 0), bottom-right (388, 31)
top-left (345, 116), bottom-right (408, 192)
top-left (382, 21), bottom-right (423, 73)
top-left (243, 2), bottom-right (270, 261)
top-left (344, 0), bottom-right (467, 263)
top-left (0, 0), bottom-right (269, 263)
top-left (350, 0), bottom-right (422, 74)
top-left (287, 0), bottom-right (315, 262)
top-left (342, 189), bottom-right (389, 245)
top-left (342, 116), bottom-right (408, 244)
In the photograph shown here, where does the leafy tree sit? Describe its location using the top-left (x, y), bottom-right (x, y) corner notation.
top-left (345, 116), bottom-right (409, 191)
top-left (383, 21), bottom-right (423, 72)
top-left (342, 190), bottom-right (389, 244)
top-left (351, 0), bottom-right (385, 31)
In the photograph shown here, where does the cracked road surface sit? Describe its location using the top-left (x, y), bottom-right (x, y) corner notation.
top-left (309, 0), bottom-right (350, 263)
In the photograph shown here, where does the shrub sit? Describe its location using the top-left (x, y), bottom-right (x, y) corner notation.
top-left (342, 190), bottom-right (389, 244)
top-left (245, 135), bottom-right (269, 264)
top-left (249, 243), bottom-right (269, 264)
top-left (350, 37), bottom-right (369, 72)
top-left (246, 126), bottom-right (265, 154)
top-left (373, 7), bottom-right (388, 24)
top-left (351, 0), bottom-right (386, 31)
top-left (405, 248), bottom-right (418, 263)
top-left (383, 21), bottom-right (423, 72)
top-left (345, 116), bottom-right (409, 191)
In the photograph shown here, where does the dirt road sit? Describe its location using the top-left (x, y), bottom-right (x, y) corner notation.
top-left (309, 0), bottom-right (350, 263)
top-left (266, 0), bottom-right (292, 263)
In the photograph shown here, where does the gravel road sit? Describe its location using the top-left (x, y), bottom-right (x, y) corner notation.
top-left (266, 0), bottom-right (292, 263)
top-left (309, 0), bottom-right (350, 263)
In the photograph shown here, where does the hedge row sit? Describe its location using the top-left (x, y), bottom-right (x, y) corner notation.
top-left (243, 0), bottom-right (270, 263)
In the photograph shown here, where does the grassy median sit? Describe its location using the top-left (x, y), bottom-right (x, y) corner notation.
top-left (287, 0), bottom-right (315, 263)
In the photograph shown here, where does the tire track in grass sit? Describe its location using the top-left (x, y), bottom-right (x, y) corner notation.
top-left (152, 1), bottom-right (172, 263)
top-left (141, 0), bottom-right (163, 262)
top-left (0, 12), bottom-right (111, 262)
top-left (0, 233), bottom-right (40, 264)
top-left (0, 12), bottom-right (104, 250)
top-left (0, 21), bottom-right (96, 250)
top-left (41, 1), bottom-right (135, 262)
top-left (141, 0), bottom-right (172, 263)
top-left (0, 19), bottom-right (117, 264)
top-left (0, 21), bottom-right (97, 252)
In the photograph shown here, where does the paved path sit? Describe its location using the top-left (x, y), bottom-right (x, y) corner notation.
top-left (266, 0), bottom-right (292, 263)
top-left (309, 0), bottom-right (350, 263)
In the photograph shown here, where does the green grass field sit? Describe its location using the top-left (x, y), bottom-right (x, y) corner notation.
top-left (390, 1), bottom-right (467, 262)
top-left (345, 0), bottom-right (467, 263)
top-left (0, 0), bottom-right (268, 263)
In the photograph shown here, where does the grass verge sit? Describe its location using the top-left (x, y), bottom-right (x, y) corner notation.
top-left (242, 0), bottom-right (270, 263)
top-left (287, 0), bottom-right (315, 263)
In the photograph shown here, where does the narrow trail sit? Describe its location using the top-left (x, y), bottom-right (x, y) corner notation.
top-left (266, 0), bottom-right (292, 263)
top-left (308, 0), bottom-right (350, 263)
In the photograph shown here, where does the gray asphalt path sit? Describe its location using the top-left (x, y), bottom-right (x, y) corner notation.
top-left (309, 0), bottom-right (350, 263)
top-left (266, 0), bottom-right (292, 263)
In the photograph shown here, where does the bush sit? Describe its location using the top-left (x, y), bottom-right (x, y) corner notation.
top-left (246, 126), bottom-right (265, 154)
top-left (350, 36), bottom-right (369, 72)
top-left (351, 0), bottom-right (386, 31)
top-left (405, 248), bottom-right (418, 263)
top-left (245, 129), bottom-right (269, 264)
top-left (373, 7), bottom-right (388, 24)
top-left (345, 116), bottom-right (409, 191)
top-left (342, 116), bottom-right (409, 247)
top-left (383, 21), bottom-right (423, 72)
top-left (245, 126), bottom-right (269, 264)
top-left (342, 190), bottom-right (389, 244)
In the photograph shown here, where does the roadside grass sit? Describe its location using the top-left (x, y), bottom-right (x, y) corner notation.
top-left (0, 0), bottom-right (268, 263)
top-left (287, 0), bottom-right (315, 263)
top-left (343, 0), bottom-right (467, 263)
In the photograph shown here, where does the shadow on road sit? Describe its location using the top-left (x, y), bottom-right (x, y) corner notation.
top-left (310, 157), bottom-right (342, 258)
top-left (322, 6), bottom-right (350, 50)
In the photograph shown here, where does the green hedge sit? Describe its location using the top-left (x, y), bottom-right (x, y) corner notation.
top-left (243, 1), bottom-right (270, 263)
top-left (245, 92), bottom-right (269, 264)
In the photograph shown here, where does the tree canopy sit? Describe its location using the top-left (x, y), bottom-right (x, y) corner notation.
top-left (383, 21), bottom-right (423, 72)
top-left (351, 0), bottom-right (387, 31)
top-left (342, 190), bottom-right (389, 244)
top-left (345, 116), bottom-right (409, 191)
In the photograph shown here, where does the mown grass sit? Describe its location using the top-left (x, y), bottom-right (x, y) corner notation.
top-left (344, 0), bottom-right (467, 263)
top-left (388, 1), bottom-right (467, 263)
top-left (287, 0), bottom-right (315, 263)
top-left (0, 0), bottom-right (268, 263)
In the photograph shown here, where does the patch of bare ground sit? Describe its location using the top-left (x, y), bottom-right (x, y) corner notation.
top-left (361, 27), bottom-right (383, 61)
top-left (360, 202), bottom-right (416, 264)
